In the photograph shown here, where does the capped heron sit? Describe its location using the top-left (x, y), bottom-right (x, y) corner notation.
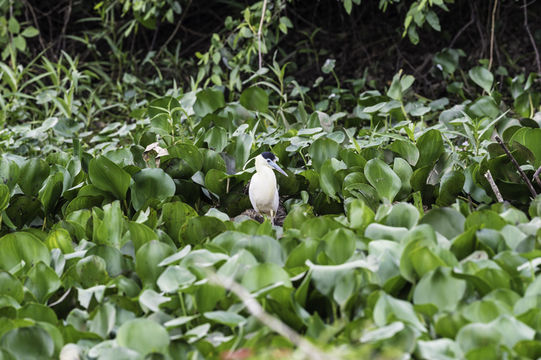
top-left (249, 152), bottom-right (288, 224)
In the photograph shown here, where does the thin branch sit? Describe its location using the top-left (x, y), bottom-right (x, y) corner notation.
top-left (484, 170), bottom-right (504, 202)
top-left (208, 273), bottom-right (332, 360)
top-left (495, 136), bottom-right (537, 198)
top-left (157, 0), bottom-right (193, 58)
top-left (257, 0), bottom-right (268, 70)
top-left (449, 4), bottom-right (475, 48)
top-left (533, 166), bottom-right (541, 188)
top-left (488, 0), bottom-right (498, 71)
top-left (57, 0), bottom-right (72, 55)
top-left (522, 0), bottom-right (541, 74)
top-left (20, 0), bottom-right (49, 56)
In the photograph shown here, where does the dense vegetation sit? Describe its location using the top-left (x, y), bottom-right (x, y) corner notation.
top-left (1, 0), bottom-right (541, 359)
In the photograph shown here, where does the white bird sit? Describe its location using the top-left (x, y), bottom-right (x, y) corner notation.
top-left (249, 152), bottom-right (288, 224)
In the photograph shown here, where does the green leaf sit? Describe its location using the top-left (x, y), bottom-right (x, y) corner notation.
top-left (0, 184), bottom-right (9, 212)
top-left (308, 259), bottom-right (377, 296)
top-left (346, 198), bottom-right (375, 232)
top-left (308, 137), bottom-right (340, 172)
top-left (157, 265), bottom-right (196, 293)
top-left (7, 18), bottom-right (20, 34)
top-left (181, 216), bottom-right (227, 245)
top-left (193, 89), bottom-right (225, 117)
top-left (413, 267), bottom-right (466, 311)
top-left (419, 207), bottom-right (465, 240)
top-left (204, 169), bottom-right (228, 196)
top-left (204, 127), bottom-right (228, 153)
top-left (0, 326), bottom-right (54, 360)
top-left (161, 202), bottom-right (197, 242)
top-left (18, 158), bottom-right (50, 197)
top-left (148, 96), bottom-right (181, 135)
top-left (469, 66), bottom-right (494, 93)
top-left (130, 168), bottom-right (175, 211)
top-left (44, 228), bottom-right (74, 253)
top-left (320, 158), bottom-right (347, 201)
top-left (92, 201), bottom-right (124, 248)
top-left (241, 263), bottom-right (292, 292)
top-left (0, 232), bottom-right (50, 272)
top-left (510, 128), bottom-right (541, 167)
top-left (5, 195), bottom-right (42, 228)
top-left (75, 255), bottom-right (109, 288)
top-left (162, 143), bottom-right (203, 179)
top-left (416, 339), bottom-right (462, 360)
top-left (204, 311), bottom-right (246, 328)
top-left (21, 27), bottom-right (39, 37)
top-left (323, 228), bottom-right (357, 264)
top-left (390, 140), bottom-right (419, 165)
top-left (383, 202), bottom-right (419, 229)
top-left (25, 262), bottom-right (61, 303)
top-left (89, 156), bottom-right (131, 200)
top-left (240, 86), bottom-right (268, 112)
top-left (0, 157), bottom-right (19, 192)
top-left (38, 172), bottom-right (63, 214)
top-left (116, 319), bottom-right (170, 356)
top-left (364, 158), bottom-right (402, 203)
top-left (0, 271), bottom-right (23, 302)
top-left (436, 170), bottom-right (465, 207)
top-left (136, 241), bottom-right (174, 289)
top-left (373, 292), bottom-right (426, 333)
top-left (416, 129), bottom-right (443, 168)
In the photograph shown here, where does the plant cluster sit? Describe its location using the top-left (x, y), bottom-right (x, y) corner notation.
top-left (0, 0), bottom-right (541, 359)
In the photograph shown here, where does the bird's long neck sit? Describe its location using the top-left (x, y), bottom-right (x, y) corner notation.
top-left (254, 156), bottom-right (276, 185)
top-left (254, 156), bottom-right (268, 173)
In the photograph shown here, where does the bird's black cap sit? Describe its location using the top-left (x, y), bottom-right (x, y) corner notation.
top-left (261, 152), bottom-right (276, 161)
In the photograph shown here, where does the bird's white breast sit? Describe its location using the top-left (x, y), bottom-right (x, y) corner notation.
top-left (249, 167), bottom-right (277, 214)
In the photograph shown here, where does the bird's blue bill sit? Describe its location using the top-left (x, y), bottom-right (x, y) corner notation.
top-left (269, 161), bottom-right (288, 176)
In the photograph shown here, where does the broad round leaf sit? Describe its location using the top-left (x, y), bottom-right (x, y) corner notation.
top-left (162, 143), bottom-right (203, 179)
top-left (413, 267), bottom-right (466, 312)
top-left (364, 158), bottom-right (402, 203)
top-left (416, 129), bottom-right (443, 168)
top-left (308, 137), bottom-right (340, 172)
top-left (193, 88), bottom-right (225, 117)
top-left (241, 263), bottom-right (292, 292)
top-left (130, 168), bottom-right (175, 211)
top-left (18, 158), bottom-right (50, 197)
top-left (38, 172), bottom-right (63, 214)
top-left (0, 326), bottom-right (54, 360)
top-left (181, 216), bottom-right (227, 245)
top-left (469, 66), bottom-right (494, 94)
top-left (89, 156), bottom-right (131, 200)
top-left (135, 241), bottom-right (174, 288)
top-left (0, 271), bottom-right (24, 302)
top-left (239, 86), bottom-right (268, 112)
top-left (25, 262), bottom-right (61, 303)
top-left (116, 319), bottom-right (170, 355)
top-left (0, 232), bottom-right (50, 271)
top-left (157, 265), bottom-right (196, 293)
top-left (204, 311), bottom-right (246, 328)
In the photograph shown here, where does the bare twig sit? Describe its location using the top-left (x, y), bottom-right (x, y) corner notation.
top-left (157, 0), bottom-right (193, 58)
top-left (257, 0), bottom-right (268, 70)
top-left (208, 273), bottom-right (331, 360)
top-left (484, 170), bottom-right (504, 202)
top-left (495, 136), bottom-right (537, 198)
top-left (21, 0), bottom-right (49, 55)
top-left (533, 166), bottom-right (541, 187)
top-left (450, 4), bottom-right (475, 48)
top-left (522, 0), bottom-right (541, 74)
top-left (488, 0), bottom-right (498, 70)
top-left (57, 0), bottom-right (72, 55)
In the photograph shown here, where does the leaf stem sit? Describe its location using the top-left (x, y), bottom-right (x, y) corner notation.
top-left (495, 135), bottom-right (537, 198)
